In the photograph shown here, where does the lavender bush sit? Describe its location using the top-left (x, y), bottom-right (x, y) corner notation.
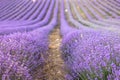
top-left (0, 29), bottom-right (49, 79)
top-left (61, 30), bottom-right (120, 80)
top-left (0, 51), bottom-right (32, 80)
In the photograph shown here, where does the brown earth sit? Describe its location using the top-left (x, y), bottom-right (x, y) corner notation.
top-left (43, 26), bottom-right (66, 80)
top-left (43, 1), bottom-right (67, 79)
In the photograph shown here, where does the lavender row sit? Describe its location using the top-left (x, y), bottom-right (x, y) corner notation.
top-left (76, 0), bottom-right (120, 27)
top-left (0, 0), bottom-right (18, 12)
top-left (0, 0), bottom-right (48, 26)
top-left (2, 0), bottom-right (34, 20)
top-left (0, 0), bottom-right (41, 21)
top-left (0, 0), bottom-right (54, 35)
top-left (0, 0), bottom-right (30, 20)
top-left (0, 0), bottom-right (58, 79)
top-left (69, 0), bottom-right (120, 32)
top-left (82, 0), bottom-right (120, 27)
top-left (0, 0), bottom-right (20, 14)
top-left (103, 0), bottom-right (120, 11)
top-left (60, 0), bottom-right (120, 80)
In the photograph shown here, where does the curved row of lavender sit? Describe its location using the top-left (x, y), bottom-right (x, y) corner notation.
top-left (0, 0), bottom-right (51, 27)
top-left (60, 0), bottom-right (120, 80)
top-left (67, 0), bottom-right (120, 32)
top-left (0, 0), bottom-right (49, 26)
top-left (0, 0), bottom-right (58, 79)
top-left (0, 0), bottom-right (51, 25)
top-left (0, 0), bottom-right (35, 21)
top-left (0, 0), bottom-right (55, 35)
top-left (0, 0), bottom-right (30, 20)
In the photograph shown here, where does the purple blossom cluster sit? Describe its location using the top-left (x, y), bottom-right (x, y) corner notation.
top-left (61, 30), bottom-right (120, 80)
top-left (0, 51), bottom-right (32, 80)
top-left (0, 28), bottom-right (49, 80)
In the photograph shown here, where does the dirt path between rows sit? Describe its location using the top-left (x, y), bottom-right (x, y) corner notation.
top-left (43, 1), bottom-right (66, 79)
top-left (46, 26), bottom-right (66, 80)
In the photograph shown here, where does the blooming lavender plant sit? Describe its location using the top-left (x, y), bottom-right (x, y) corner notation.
top-left (0, 30), bottom-right (49, 79)
top-left (0, 51), bottom-right (33, 80)
top-left (61, 30), bottom-right (120, 80)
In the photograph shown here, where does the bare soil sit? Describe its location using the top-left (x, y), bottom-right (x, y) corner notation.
top-left (43, 26), bottom-right (66, 80)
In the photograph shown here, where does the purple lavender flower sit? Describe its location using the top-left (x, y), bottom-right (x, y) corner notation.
top-left (61, 30), bottom-right (120, 80)
top-left (0, 51), bottom-right (32, 80)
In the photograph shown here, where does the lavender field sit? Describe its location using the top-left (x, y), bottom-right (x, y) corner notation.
top-left (0, 0), bottom-right (120, 80)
